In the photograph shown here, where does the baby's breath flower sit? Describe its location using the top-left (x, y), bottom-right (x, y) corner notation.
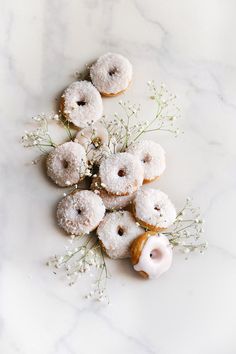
top-left (163, 198), bottom-right (207, 256)
top-left (22, 114), bottom-right (57, 152)
top-left (130, 82), bottom-right (182, 142)
top-left (47, 235), bottom-right (110, 303)
top-left (22, 112), bottom-right (76, 154)
top-left (102, 82), bottom-right (181, 152)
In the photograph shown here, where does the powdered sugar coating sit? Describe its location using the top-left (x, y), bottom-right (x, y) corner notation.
top-left (133, 234), bottom-right (173, 279)
top-left (126, 140), bottom-right (166, 182)
top-left (97, 211), bottom-right (144, 259)
top-left (46, 142), bottom-right (87, 187)
top-left (61, 81), bottom-right (103, 128)
top-left (75, 122), bottom-right (109, 163)
top-left (133, 188), bottom-right (176, 230)
top-left (91, 177), bottom-right (135, 210)
top-left (57, 190), bottom-right (105, 235)
top-left (90, 53), bottom-right (132, 95)
top-left (99, 152), bottom-right (144, 196)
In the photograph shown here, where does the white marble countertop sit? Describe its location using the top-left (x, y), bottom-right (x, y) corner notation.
top-left (1, 1), bottom-right (236, 353)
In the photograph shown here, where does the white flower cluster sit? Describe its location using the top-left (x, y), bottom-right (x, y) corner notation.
top-left (164, 197), bottom-right (207, 258)
top-left (22, 114), bottom-right (58, 152)
top-left (147, 81), bottom-right (182, 137)
top-left (102, 82), bottom-right (182, 153)
top-left (47, 235), bottom-right (109, 303)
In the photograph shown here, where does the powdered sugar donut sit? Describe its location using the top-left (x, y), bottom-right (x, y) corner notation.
top-left (90, 53), bottom-right (132, 96)
top-left (75, 122), bottom-right (110, 163)
top-left (99, 152), bottom-right (144, 196)
top-left (91, 177), bottom-right (135, 210)
top-left (133, 188), bottom-right (176, 231)
top-left (126, 140), bottom-right (166, 183)
top-left (60, 81), bottom-right (103, 128)
top-left (130, 232), bottom-right (173, 279)
top-left (57, 190), bottom-right (105, 236)
top-left (97, 211), bottom-right (144, 259)
top-left (46, 142), bottom-right (87, 187)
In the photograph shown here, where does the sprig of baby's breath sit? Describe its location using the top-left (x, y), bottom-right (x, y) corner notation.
top-left (22, 112), bottom-right (78, 167)
top-left (47, 234), bottom-right (110, 303)
top-left (22, 114), bottom-right (58, 152)
top-left (21, 112), bottom-right (76, 152)
top-left (134, 81), bottom-right (182, 139)
top-left (103, 81), bottom-right (181, 152)
top-left (57, 113), bottom-right (74, 141)
top-left (163, 197), bottom-right (207, 258)
top-left (103, 101), bottom-right (146, 152)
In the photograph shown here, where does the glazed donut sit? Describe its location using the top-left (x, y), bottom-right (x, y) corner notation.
top-left (97, 210), bottom-right (144, 259)
top-left (130, 232), bottom-right (173, 279)
top-left (75, 122), bottom-right (110, 163)
top-left (60, 80), bottom-right (103, 128)
top-left (46, 142), bottom-right (87, 187)
top-left (126, 140), bottom-right (166, 183)
top-left (133, 188), bottom-right (176, 231)
top-left (99, 152), bottom-right (144, 196)
top-left (57, 190), bottom-right (105, 236)
top-left (91, 177), bottom-right (135, 210)
top-left (90, 53), bottom-right (132, 96)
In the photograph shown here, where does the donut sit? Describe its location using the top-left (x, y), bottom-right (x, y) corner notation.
top-left (46, 142), bottom-right (87, 187)
top-left (57, 190), bottom-right (105, 236)
top-left (99, 152), bottom-right (144, 196)
top-left (60, 80), bottom-right (103, 128)
top-left (130, 232), bottom-right (173, 279)
top-left (126, 140), bottom-right (166, 183)
top-left (133, 188), bottom-right (176, 231)
top-left (91, 177), bottom-right (135, 210)
top-left (75, 122), bottom-right (110, 163)
top-left (97, 211), bottom-right (144, 259)
top-left (90, 53), bottom-right (132, 96)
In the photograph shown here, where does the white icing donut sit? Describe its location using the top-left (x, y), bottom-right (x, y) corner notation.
top-left (46, 142), bottom-right (87, 187)
top-left (57, 190), bottom-right (105, 235)
top-left (90, 53), bottom-right (133, 96)
top-left (133, 188), bottom-right (176, 231)
top-left (61, 81), bottom-right (103, 128)
top-left (126, 140), bottom-right (166, 182)
top-left (91, 177), bottom-right (135, 210)
top-left (99, 152), bottom-right (144, 196)
top-left (130, 232), bottom-right (173, 279)
top-left (97, 211), bottom-right (144, 259)
top-left (75, 122), bottom-right (110, 163)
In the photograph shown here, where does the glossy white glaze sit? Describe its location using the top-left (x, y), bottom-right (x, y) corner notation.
top-left (133, 234), bottom-right (173, 279)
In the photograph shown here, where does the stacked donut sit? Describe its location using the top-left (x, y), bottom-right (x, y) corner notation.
top-left (47, 53), bottom-right (176, 280)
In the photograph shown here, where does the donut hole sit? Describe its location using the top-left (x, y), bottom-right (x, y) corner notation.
top-left (117, 226), bottom-right (125, 236)
top-left (154, 206), bottom-right (161, 212)
top-left (118, 169), bottom-right (126, 177)
top-left (142, 154), bottom-right (152, 164)
top-left (62, 160), bottom-right (69, 169)
top-left (76, 100), bottom-right (86, 106)
top-left (150, 249), bottom-right (162, 261)
top-left (108, 67), bottom-right (118, 77)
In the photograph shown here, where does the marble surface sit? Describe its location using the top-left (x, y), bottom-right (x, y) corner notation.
top-left (1, 0), bottom-right (236, 353)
